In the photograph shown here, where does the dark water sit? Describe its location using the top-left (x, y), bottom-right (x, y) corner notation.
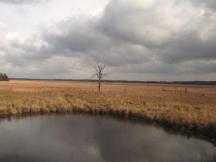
top-left (0, 115), bottom-right (215, 162)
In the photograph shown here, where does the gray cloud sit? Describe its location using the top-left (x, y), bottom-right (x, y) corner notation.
top-left (42, 17), bottom-right (151, 67)
top-left (158, 32), bottom-right (216, 63)
top-left (43, 0), bottom-right (216, 63)
top-left (98, 0), bottom-right (216, 62)
top-left (1, 0), bottom-right (216, 80)
top-left (190, 0), bottom-right (216, 10)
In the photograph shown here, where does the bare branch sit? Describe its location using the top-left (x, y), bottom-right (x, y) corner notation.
top-left (92, 63), bottom-right (107, 93)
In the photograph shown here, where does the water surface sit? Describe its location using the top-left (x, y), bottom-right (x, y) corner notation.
top-left (0, 115), bottom-right (215, 162)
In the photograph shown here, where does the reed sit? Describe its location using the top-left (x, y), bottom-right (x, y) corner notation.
top-left (0, 80), bottom-right (215, 141)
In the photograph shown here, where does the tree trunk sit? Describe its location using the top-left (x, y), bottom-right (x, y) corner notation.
top-left (98, 79), bottom-right (101, 93)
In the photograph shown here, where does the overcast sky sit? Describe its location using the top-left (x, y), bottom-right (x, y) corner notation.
top-left (0, 0), bottom-right (215, 80)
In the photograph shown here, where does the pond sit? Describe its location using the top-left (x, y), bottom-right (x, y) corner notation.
top-left (0, 115), bottom-right (215, 162)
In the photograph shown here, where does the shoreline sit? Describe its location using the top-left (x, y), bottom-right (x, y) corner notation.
top-left (0, 80), bottom-right (215, 146)
top-left (0, 106), bottom-right (215, 146)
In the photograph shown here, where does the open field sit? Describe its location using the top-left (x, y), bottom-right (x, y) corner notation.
top-left (0, 80), bottom-right (216, 141)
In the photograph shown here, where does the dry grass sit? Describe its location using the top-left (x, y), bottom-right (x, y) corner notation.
top-left (0, 80), bottom-right (216, 133)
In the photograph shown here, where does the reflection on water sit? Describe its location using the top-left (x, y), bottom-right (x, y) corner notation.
top-left (0, 115), bottom-right (215, 162)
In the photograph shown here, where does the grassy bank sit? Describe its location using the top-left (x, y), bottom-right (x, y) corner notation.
top-left (0, 80), bottom-right (216, 142)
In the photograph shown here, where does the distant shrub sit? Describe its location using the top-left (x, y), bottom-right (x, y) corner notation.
top-left (0, 73), bottom-right (9, 81)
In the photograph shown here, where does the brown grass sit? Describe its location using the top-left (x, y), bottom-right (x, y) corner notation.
top-left (0, 80), bottom-right (216, 138)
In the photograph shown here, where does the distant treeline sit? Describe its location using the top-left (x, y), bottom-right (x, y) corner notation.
top-left (10, 78), bottom-right (216, 85)
top-left (0, 73), bottom-right (9, 81)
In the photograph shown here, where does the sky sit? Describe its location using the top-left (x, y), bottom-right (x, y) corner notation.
top-left (0, 0), bottom-right (215, 81)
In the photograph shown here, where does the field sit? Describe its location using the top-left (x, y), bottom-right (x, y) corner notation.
top-left (0, 80), bottom-right (216, 140)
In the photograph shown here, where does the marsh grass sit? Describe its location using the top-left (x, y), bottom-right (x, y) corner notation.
top-left (0, 80), bottom-right (216, 141)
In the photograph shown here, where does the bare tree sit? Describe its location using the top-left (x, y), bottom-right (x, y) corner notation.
top-left (92, 63), bottom-right (107, 93)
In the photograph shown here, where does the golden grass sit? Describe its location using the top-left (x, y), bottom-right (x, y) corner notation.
top-left (0, 80), bottom-right (216, 132)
